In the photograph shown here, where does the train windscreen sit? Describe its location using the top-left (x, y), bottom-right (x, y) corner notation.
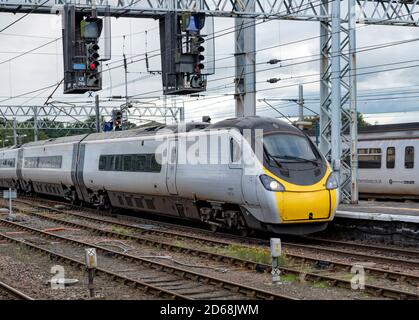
top-left (263, 134), bottom-right (318, 162)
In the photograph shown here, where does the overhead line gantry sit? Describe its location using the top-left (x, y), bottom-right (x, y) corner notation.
top-left (2, 0), bottom-right (419, 203)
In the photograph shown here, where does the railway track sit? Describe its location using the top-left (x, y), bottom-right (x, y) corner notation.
top-left (4, 200), bottom-right (419, 299)
top-left (16, 196), bottom-right (419, 263)
top-left (12, 199), bottom-right (419, 271)
top-left (0, 280), bottom-right (34, 300)
top-left (299, 237), bottom-right (419, 259)
top-left (0, 218), bottom-right (297, 300)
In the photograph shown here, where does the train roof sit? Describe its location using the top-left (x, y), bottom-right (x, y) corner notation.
top-left (84, 122), bottom-right (211, 141)
top-left (0, 145), bottom-right (19, 152)
top-left (358, 122), bottom-right (419, 133)
top-left (306, 122), bottom-right (419, 138)
top-left (17, 117), bottom-right (301, 147)
top-left (22, 134), bottom-right (89, 147)
top-left (206, 116), bottom-right (302, 135)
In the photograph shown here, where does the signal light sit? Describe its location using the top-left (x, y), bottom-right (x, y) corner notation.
top-left (86, 42), bottom-right (101, 87)
top-left (112, 109), bottom-right (123, 131)
top-left (89, 62), bottom-right (99, 71)
top-left (87, 74), bottom-right (100, 86)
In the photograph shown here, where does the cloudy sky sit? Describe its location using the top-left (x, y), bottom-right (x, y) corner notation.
top-left (1, 1), bottom-right (419, 127)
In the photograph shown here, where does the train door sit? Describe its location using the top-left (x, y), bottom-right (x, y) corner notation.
top-left (166, 139), bottom-right (178, 195)
top-left (230, 136), bottom-right (258, 205)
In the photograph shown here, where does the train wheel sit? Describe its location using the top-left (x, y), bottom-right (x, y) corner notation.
top-left (239, 228), bottom-right (249, 237)
top-left (210, 224), bottom-right (218, 233)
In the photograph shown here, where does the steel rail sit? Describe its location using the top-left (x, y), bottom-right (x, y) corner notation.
top-left (15, 197), bottom-right (419, 261)
top-left (0, 231), bottom-right (190, 300)
top-left (297, 236), bottom-right (419, 259)
top-left (0, 218), bottom-right (296, 300)
top-left (11, 199), bottom-right (419, 282)
top-left (282, 242), bottom-right (419, 269)
top-left (0, 280), bottom-right (34, 300)
top-left (5, 205), bottom-right (419, 300)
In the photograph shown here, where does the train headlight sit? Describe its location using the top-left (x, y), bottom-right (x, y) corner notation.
top-left (260, 175), bottom-right (285, 192)
top-left (326, 172), bottom-right (339, 190)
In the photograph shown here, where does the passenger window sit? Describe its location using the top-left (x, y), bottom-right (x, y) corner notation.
top-left (115, 155), bottom-right (122, 171)
top-left (358, 148), bottom-right (382, 169)
top-left (149, 155), bottom-right (161, 172)
top-left (386, 147), bottom-right (395, 169)
top-left (405, 146), bottom-right (414, 169)
top-left (135, 155), bottom-right (146, 171)
top-left (99, 156), bottom-right (106, 170)
top-left (98, 154), bottom-right (162, 173)
top-left (123, 155), bottom-right (133, 171)
top-left (230, 138), bottom-right (241, 163)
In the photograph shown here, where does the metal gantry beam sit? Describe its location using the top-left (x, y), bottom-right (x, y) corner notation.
top-left (1, 0), bottom-right (419, 25)
top-left (1, 119), bottom-right (95, 130)
top-left (0, 0), bottom-right (331, 20)
top-left (0, 105), bottom-right (181, 119)
top-left (0, 104), bottom-right (183, 130)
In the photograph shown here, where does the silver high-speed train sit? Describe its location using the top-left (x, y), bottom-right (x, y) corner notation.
top-left (0, 116), bottom-right (339, 235)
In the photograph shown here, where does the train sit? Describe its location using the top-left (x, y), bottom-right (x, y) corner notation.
top-left (307, 122), bottom-right (419, 200)
top-left (356, 122), bottom-right (419, 200)
top-left (0, 116), bottom-right (338, 235)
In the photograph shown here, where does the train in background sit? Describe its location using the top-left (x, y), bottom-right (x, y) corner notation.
top-left (0, 117), bottom-right (339, 235)
top-left (356, 122), bottom-right (419, 200)
top-left (308, 122), bottom-right (419, 200)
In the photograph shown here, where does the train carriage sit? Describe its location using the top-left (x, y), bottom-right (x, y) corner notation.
top-left (0, 116), bottom-right (339, 235)
top-left (19, 135), bottom-right (87, 199)
top-left (0, 146), bottom-right (19, 189)
top-left (357, 123), bottom-right (419, 199)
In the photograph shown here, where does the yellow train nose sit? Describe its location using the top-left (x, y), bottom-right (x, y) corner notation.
top-left (262, 167), bottom-right (338, 223)
top-left (275, 189), bottom-right (335, 222)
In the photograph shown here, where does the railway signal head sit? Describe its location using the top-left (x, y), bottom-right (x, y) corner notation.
top-left (87, 43), bottom-right (100, 70)
top-left (86, 43), bottom-right (101, 87)
top-left (112, 109), bottom-right (123, 131)
top-left (191, 36), bottom-right (205, 75)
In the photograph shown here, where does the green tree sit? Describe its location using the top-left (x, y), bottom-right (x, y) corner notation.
top-left (303, 112), bottom-right (370, 128)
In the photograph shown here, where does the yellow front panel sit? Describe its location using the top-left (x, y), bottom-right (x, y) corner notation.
top-left (276, 190), bottom-right (331, 222)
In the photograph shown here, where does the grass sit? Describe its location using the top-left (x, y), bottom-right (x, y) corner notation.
top-left (216, 244), bottom-right (288, 266)
top-left (111, 225), bottom-right (132, 235)
top-left (312, 280), bottom-right (330, 289)
top-left (281, 273), bottom-right (298, 282)
top-left (173, 239), bottom-right (188, 248)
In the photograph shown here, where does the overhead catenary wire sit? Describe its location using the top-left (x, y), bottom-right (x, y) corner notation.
top-left (2, 0), bottom-right (419, 121)
top-left (0, 0), bottom-right (332, 104)
top-left (0, 0), bottom-right (49, 33)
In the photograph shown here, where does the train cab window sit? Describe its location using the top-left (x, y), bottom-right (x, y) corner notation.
top-left (358, 148), bottom-right (381, 169)
top-left (386, 147), bottom-right (395, 169)
top-left (230, 138), bottom-right (241, 163)
top-left (405, 146), bottom-right (414, 169)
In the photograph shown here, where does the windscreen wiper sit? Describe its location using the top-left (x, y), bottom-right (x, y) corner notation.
top-left (275, 155), bottom-right (319, 166)
top-left (264, 148), bottom-right (283, 169)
